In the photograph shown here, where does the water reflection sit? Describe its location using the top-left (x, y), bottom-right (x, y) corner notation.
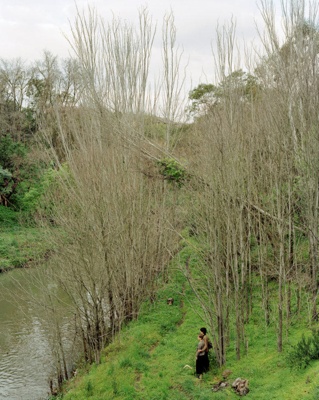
top-left (0, 269), bottom-right (75, 400)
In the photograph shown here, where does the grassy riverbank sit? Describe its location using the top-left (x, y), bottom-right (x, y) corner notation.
top-left (0, 206), bottom-right (49, 272)
top-left (2, 207), bottom-right (318, 399)
top-left (57, 250), bottom-right (319, 400)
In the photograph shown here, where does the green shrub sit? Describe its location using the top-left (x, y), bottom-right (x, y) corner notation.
top-left (286, 329), bottom-right (319, 369)
top-left (18, 183), bottom-right (43, 212)
top-left (0, 135), bottom-right (30, 209)
top-left (18, 166), bottom-right (57, 212)
top-left (157, 158), bottom-right (188, 187)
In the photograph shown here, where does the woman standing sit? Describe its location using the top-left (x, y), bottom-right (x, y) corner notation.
top-left (195, 333), bottom-right (206, 379)
top-left (199, 327), bottom-right (210, 373)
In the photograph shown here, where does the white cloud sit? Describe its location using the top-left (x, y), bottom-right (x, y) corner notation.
top-left (0, 0), bottom-right (284, 86)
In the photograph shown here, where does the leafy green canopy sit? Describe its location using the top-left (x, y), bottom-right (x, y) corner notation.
top-left (0, 134), bottom-right (47, 211)
top-left (188, 70), bottom-right (260, 117)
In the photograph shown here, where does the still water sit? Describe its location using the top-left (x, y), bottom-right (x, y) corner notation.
top-left (0, 268), bottom-right (74, 400)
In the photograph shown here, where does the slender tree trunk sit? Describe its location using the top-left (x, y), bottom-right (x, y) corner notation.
top-left (277, 237), bottom-right (285, 352)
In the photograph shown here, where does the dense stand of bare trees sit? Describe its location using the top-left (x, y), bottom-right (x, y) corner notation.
top-left (184, 0), bottom-right (319, 366)
top-left (43, 129), bottom-right (178, 363)
top-left (30, 7), bottom-right (187, 385)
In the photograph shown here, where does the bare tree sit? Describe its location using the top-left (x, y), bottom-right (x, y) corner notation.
top-left (258, 0), bottom-right (319, 325)
top-left (33, 6), bottom-right (185, 366)
top-left (161, 11), bottom-right (187, 151)
top-left (0, 58), bottom-right (33, 141)
top-left (183, 0), bottom-right (319, 363)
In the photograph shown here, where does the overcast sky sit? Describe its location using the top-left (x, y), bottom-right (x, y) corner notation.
top-left (0, 0), bottom-right (283, 87)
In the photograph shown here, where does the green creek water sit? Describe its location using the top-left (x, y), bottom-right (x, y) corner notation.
top-left (0, 268), bottom-right (74, 400)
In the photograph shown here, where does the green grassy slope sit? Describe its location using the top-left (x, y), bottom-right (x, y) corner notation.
top-left (59, 258), bottom-right (319, 400)
top-left (0, 206), bottom-right (49, 271)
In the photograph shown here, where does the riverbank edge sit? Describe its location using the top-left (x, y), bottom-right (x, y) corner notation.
top-left (0, 212), bottom-right (51, 273)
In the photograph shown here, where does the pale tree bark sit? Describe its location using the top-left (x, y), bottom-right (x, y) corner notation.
top-left (258, 0), bottom-right (319, 324)
top-left (68, 6), bottom-right (156, 118)
top-left (161, 11), bottom-right (187, 151)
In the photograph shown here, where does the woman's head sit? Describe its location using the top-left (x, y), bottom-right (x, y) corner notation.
top-left (200, 327), bottom-right (207, 335)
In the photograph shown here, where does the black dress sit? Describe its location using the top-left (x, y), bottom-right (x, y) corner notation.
top-left (196, 354), bottom-right (206, 374)
top-left (196, 340), bottom-right (206, 375)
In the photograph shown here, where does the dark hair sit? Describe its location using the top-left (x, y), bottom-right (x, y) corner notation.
top-left (200, 327), bottom-right (207, 335)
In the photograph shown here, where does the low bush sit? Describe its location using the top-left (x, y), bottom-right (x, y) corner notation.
top-left (157, 158), bottom-right (188, 187)
top-left (286, 328), bottom-right (319, 369)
